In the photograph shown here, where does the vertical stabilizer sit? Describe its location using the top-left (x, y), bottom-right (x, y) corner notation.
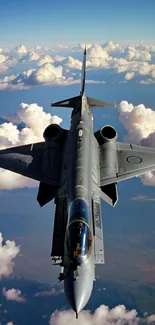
top-left (81, 46), bottom-right (86, 96)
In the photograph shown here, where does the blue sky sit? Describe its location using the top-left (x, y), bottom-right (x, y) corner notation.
top-left (0, 0), bottom-right (155, 47)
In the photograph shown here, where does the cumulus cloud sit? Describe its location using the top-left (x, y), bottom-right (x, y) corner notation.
top-left (125, 46), bottom-right (151, 61)
top-left (54, 55), bottom-right (65, 62)
top-left (119, 101), bottom-right (155, 143)
top-left (118, 101), bottom-right (155, 185)
top-left (138, 62), bottom-right (152, 75)
top-left (2, 288), bottom-right (26, 302)
top-left (88, 44), bottom-right (109, 59)
top-left (0, 233), bottom-right (20, 277)
top-left (125, 72), bottom-right (135, 80)
top-left (49, 304), bottom-right (155, 325)
top-left (147, 315), bottom-right (155, 323)
top-left (37, 55), bottom-right (54, 66)
top-left (27, 51), bottom-right (40, 61)
top-left (14, 44), bottom-right (27, 56)
top-left (65, 56), bottom-right (82, 69)
top-left (103, 41), bottom-right (121, 53)
top-left (0, 61), bottom-right (83, 90)
top-left (0, 54), bottom-right (8, 64)
top-left (34, 288), bottom-right (64, 297)
top-left (49, 305), bottom-right (140, 325)
top-left (33, 63), bottom-right (63, 83)
top-left (0, 53), bottom-right (12, 73)
top-left (0, 102), bottom-right (62, 189)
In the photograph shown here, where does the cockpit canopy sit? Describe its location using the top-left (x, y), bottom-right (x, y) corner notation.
top-left (68, 199), bottom-right (89, 224)
top-left (66, 220), bottom-right (92, 265)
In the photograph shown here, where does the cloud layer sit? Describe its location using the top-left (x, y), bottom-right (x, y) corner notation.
top-left (0, 233), bottom-right (20, 277)
top-left (0, 41), bottom-right (155, 88)
top-left (49, 304), bottom-right (155, 325)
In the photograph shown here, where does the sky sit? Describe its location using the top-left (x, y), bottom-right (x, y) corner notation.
top-left (0, 0), bottom-right (155, 47)
top-left (1, 0), bottom-right (155, 324)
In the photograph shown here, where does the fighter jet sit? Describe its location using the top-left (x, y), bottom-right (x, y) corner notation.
top-left (1, 47), bottom-right (155, 318)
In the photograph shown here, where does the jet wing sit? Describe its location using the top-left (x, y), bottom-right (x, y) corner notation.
top-left (100, 142), bottom-right (155, 186)
top-left (0, 141), bottom-right (62, 186)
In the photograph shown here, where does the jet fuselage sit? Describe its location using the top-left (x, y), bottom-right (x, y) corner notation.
top-left (63, 95), bottom-right (97, 315)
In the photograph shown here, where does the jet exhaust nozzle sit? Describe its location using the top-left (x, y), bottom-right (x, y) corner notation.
top-left (43, 124), bottom-right (61, 141)
top-left (100, 125), bottom-right (117, 143)
top-left (94, 125), bottom-right (117, 146)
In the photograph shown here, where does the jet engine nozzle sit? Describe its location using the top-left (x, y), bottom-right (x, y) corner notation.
top-left (100, 125), bottom-right (117, 143)
top-left (43, 124), bottom-right (61, 140)
top-left (94, 125), bottom-right (117, 146)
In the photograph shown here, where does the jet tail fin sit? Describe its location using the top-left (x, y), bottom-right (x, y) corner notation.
top-left (80, 46), bottom-right (86, 96)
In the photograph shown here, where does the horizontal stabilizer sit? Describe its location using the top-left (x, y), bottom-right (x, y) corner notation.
top-left (37, 182), bottom-right (57, 207)
top-left (100, 183), bottom-right (118, 207)
top-left (51, 96), bottom-right (81, 108)
top-left (87, 96), bottom-right (115, 108)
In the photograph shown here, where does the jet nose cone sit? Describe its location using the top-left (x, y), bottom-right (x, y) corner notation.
top-left (64, 264), bottom-right (94, 314)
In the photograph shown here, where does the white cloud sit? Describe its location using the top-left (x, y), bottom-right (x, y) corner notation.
top-left (34, 63), bottom-right (63, 83)
top-left (56, 44), bottom-right (68, 49)
top-left (7, 322), bottom-right (14, 325)
top-left (140, 79), bottom-right (155, 84)
top-left (34, 288), bottom-right (64, 297)
top-left (1, 41), bottom-right (155, 88)
top-left (147, 315), bottom-right (155, 323)
top-left (125, 72), bottom-right (135, 80)
top-left (54, 55), bottom-right (65, 62)
top-left (88, 44), bottom-right (109, 59)
top-left (27, 51), bottom-right (40, 61)
top-left (0, 61), bottom-right (82, 90)
top-left (0, 122), bottom-right (19, 147)
top-left (131, 195), bottom-right (155, 202)
top-left (0, 233), bottom-right (20, 277)
top-left (80, 44), bottom-right (92, 50)
top-left (118, 101), bottom-right (155, 143)
top-left (15, 44), bottom-right (27, 56)
top-left (138, 62), bottom-right (152, 75)
top-left (103, 41), bottom-right (121, 53)
top-left (0, 54), bottom-right (8, 64)
top-left (49, 305), bottom-right (139, 325)
top-left (118, 101), bottom-right (155, 185)
top-left (125, 46), bottom-right (151, 61)
top-left (2, 288), bottom-right (26, 302)
top-left (151, 69), bottom-right (155, 78)
top-left (38, 55), bottom-right (54, 66)
top-left (65, 56), bottom-right (82, 69)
